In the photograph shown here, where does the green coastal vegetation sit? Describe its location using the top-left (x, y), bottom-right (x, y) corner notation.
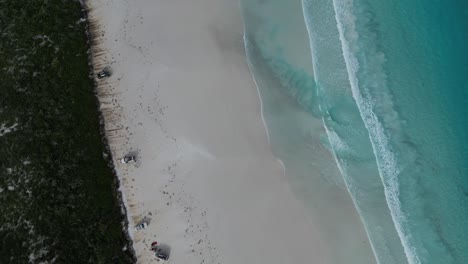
top-left (0, 0), bottom-right (134, 263)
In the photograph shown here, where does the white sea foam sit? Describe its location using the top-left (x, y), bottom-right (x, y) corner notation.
top-left (331, 0), bottom-right (419, 263)
top-left (242, 33), bottom-right (289, 180)
top-left (301, 2), bottom-right (387, 262)
top-left (242, 33), bottom-right (272, 145)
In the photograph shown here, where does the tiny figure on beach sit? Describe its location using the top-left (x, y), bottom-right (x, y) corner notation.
top-left (151, 241), bottom-right (158, 251)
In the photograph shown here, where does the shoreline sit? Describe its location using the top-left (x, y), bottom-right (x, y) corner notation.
top-left (84, 0), bottom-right (328, 263)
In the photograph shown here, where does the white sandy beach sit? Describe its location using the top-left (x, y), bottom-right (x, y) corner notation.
top-left (87, 0), bottom-right (331, 263)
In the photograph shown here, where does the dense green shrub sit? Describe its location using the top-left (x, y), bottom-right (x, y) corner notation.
top-left (0, 0), bottom-right (133, 263)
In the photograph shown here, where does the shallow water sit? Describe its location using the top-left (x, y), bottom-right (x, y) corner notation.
top-left (240, 0), bottom-right (468, 263)
top-left (240, 0), bottom-right (376, 263)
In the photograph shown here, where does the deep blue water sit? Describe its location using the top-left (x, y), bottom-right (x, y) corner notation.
top-left (241, 0), bottom-right (468, 263)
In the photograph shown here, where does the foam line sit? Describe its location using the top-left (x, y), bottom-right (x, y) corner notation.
top-left (330, 0), bottom-right (420, 263)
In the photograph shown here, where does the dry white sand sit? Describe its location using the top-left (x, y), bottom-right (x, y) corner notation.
top-left (87, 0), bottom-right (330, 263)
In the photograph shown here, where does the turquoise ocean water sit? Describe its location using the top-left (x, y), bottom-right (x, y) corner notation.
top-left (240, 0), bottom-right (468, 263)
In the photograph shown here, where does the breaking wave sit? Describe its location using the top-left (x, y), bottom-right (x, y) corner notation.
top-left (330, 0), bottom-right (419, 262)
